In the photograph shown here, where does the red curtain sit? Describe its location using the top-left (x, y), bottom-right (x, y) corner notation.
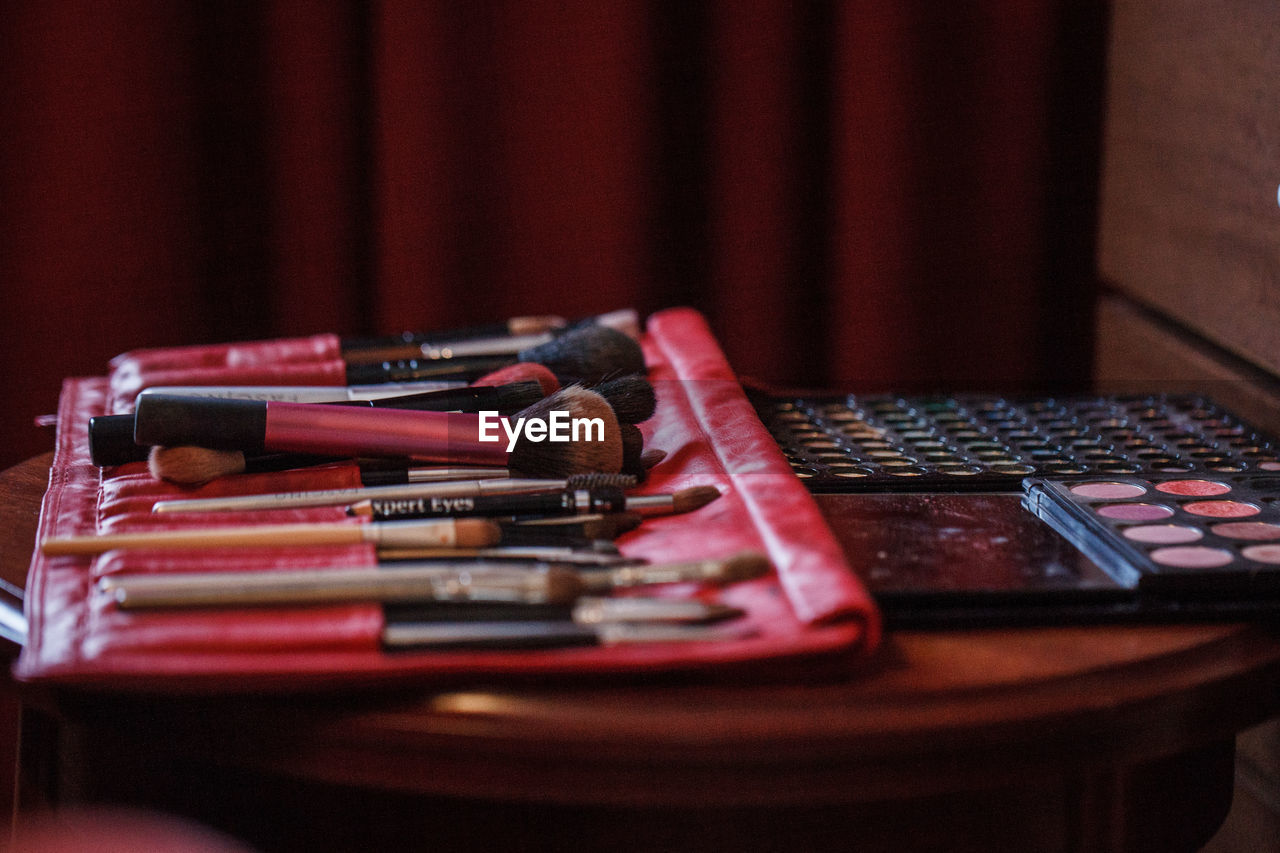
top-left (0, 1), bottom-right (1106, 472)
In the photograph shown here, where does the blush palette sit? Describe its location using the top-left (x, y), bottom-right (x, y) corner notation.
top-left (1023, 474), bottom-right (1280, 600)
top-left (752, 393), bottom-right (1279, 492)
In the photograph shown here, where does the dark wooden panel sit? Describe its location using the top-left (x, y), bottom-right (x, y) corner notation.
top-left (1097, 0), bottom-right (1280, 377)
top-left (1094, 294), bottom-right (1280, 435)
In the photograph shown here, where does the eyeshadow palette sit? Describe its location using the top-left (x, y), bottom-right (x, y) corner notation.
top-left (1023, 474), bottom-right (1280, 600)
top-left (752, 392), bottom-right (1280, 492)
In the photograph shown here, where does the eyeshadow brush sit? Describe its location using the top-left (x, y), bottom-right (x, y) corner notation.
top-left (150, 473), bottom-right (638, 514)
top-left (134, 386), bottom-right (624, 479)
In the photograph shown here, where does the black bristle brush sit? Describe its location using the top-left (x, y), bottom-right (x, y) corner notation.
top-left (592, 375), bottom-right (656, 424)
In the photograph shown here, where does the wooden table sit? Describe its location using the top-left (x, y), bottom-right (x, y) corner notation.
top-left (5, 453), bottom-right (1280, 852)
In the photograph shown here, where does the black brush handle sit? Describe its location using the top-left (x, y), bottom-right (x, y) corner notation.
top-left (134, 396), bottom-right (268, 453)
top-left (365, 488), bottom-right (626, 521)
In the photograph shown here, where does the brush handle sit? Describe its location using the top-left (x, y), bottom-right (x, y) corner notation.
top-left (343, 355), bottom-right (519, 386)
top-left (151, 478), bottom-right (567, 514)
top-left (41, 518), bottom-right (485, 556)
top-left (339, 315), bottom-right (565, 353)
top-left (134, 396), bottom-right (510, 465)
top-left (99, 563), bottom-right (578, 609)
top-left (340, 333), bottom-right (553, 365)
top-left (362, 488), bottom-right (626, 521)
top-left (42, 521), bottom-right (368, 555)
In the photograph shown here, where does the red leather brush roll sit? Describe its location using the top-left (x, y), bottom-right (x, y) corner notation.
top-left (15, 308), bottom-right (880, 692)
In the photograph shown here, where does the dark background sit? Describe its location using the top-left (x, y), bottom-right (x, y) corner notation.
top-left (0, 1), bottom-right (1108, 473)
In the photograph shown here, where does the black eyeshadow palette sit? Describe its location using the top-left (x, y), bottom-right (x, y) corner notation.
top-left (1023, 474), bottom-right (1280, 601)
top-left (752, 392), bottom-right (1280, 492)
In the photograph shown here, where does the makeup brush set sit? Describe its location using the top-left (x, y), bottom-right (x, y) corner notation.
top-left (16, 309), bottom-right (876, 691)
top-left (751, 388), bottom-right (1280, 625)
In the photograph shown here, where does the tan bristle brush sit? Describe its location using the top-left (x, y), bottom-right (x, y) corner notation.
top-left (41, 518), bottom-right (500, 557)
top-left (140, 385), bottom-right (623, 484)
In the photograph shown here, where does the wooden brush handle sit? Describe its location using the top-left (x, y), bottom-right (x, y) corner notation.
top-left (41, 522), bottom-right (368, 556)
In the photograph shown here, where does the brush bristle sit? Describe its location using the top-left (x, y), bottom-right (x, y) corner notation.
top-left (639, 448), bottom-right (667, 470)
top-left (472, 362), bottom-right (560, 396)
top-left (619, 424), bottom-right (644, 475)
top-left (508, 314), bottom-right (568, 336)
top-left (716, 551), bottom-right (773, 584)
top-left (565, 472), bottom-right (638, 490)
top-left (507, 386), bottom-right (622, 477)
top-left (519, 325), bottom-right (645, 383)
top-left (671, 485), bottom-right (721, 514)
top-left (593, 376), bottom-right (657, 424)
top-left (492, 380), bottom-right (547, 413)
top-left (149, 445), bottom-right (246, 484)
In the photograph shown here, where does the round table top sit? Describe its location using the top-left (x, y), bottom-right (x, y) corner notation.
top-left (6, 453), bottom-right (1280, 807)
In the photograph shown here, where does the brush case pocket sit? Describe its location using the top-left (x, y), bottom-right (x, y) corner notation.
top-left (15, 308), bottom-right (879, 692)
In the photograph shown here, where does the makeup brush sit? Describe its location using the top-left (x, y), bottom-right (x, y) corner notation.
top-left (130, 363), bottom-right (562, 478)
top-left (134, 385), bottom-right (624, 478)
top-left (508, 511), bottom-right (645, 537)
top-left (338, 314), bottom-right (568, 353)
top-left (640, 448), bottom-right (667, 470)
top-left (342, 325), bottom-right (645, 386)
top-left (340, 309), bottom-right (641, 364)
top-left (41, 517), bottom-right (501, 557)
top-left (150, 472), bottom-right (638, 514)
top-left (384, 597), bottom-right (742, 626)
top-left (592, 375), bottom-right (657, 424)
top-left (576, 550), bottom-right (772, 591)
top-left (374, 545), bottom-right (636, 566)
top-left (382, 621), bottom-right (742, 650)
top-left (351, 485), bottom-right (719, 521)
top-left (620, 424), bottom-right (645, 477)
top-left (98, 561), bottom-right (581, 609)
top-left (469, 361), bottom-right (560, 396)
top-left (147, 446), bottom-right (513, 486)
top-left (373, 545), bottom-right (632, 563)
top-left (93, 380), bottom-right (548, 468)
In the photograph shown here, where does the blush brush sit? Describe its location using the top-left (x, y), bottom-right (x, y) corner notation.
top-left (91, 380), bottom-right (547, 467)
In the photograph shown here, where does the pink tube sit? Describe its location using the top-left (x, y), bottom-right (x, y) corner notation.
top-left (264, 403), bottom-right (509, 466)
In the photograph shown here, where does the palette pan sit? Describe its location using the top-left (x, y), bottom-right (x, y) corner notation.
top-left (1023, 474), bottom-right (1280, 597)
